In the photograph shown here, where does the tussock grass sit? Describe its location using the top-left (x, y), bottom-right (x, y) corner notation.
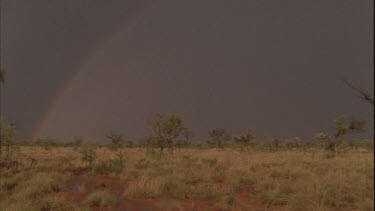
top-left (0, 168), bottom-right (72, 211)
top-left (84, 190), bottom-right (115, 207)
top-left (123, 176), bottom-right (162, 198)
top-left (1, 146), bottom-right (373, 210)
top-left (215, 192), bottom-right (240, 210)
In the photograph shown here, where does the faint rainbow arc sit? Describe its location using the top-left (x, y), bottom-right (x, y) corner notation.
top-left (32, 2), bottom-right (160, 139)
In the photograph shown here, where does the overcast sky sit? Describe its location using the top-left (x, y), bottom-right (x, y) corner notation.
top-left (1, 0), bottom-right (373, 142)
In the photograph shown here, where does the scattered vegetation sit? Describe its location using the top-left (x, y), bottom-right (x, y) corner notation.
top-left (315, 115), bottom-right (366, 152)
top-left (0, 113), bottom-right (373, 210)
top-left (80, 140), bottom-right (97, 168)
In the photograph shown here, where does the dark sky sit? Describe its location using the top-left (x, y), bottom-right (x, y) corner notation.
top-left (1, 0), bottom-right (373, 142)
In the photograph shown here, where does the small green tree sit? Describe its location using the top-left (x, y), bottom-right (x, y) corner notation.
top-left (208, 128), bottom-right (225, 148)
top-left (106, 132), bottom-right (126, 165)
top-left (233, 129), bottom-right (255, 148)
top-left (315, 133), bottom-right (335, 151)
top-left (285, 137), bottom-right (302, 150)
top-left (80, 139), bottom-right (97, 168)
top-left (147, 112), bottom-right (185, 152)
top-left (315, 115), bottom-right (365, 152)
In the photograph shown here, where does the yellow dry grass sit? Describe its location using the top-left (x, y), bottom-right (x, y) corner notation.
top-left (1, 146), bottom-right (373, 210)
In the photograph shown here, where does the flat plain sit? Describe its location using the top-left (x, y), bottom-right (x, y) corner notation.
top-left (0, 146), bottom-right (373, 211)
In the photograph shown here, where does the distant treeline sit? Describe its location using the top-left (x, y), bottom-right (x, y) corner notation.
top-left (13, 136), bottom-right (374, 151)
top-left (1, 113), bottom-right (373, 156)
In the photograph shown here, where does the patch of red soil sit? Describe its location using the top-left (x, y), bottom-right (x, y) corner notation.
top-left (58, 191), bottom-right (86, 202)
top-left (91, 205), bottom-right (132, 211)
top-left (176, 199), bottom-right (217, 211)
top-left (124, 198), bottom-right (158, 206)
top-left (141, 198), bottom-right (216, 211)
top-left (91, 198), bottom-right (160, 211)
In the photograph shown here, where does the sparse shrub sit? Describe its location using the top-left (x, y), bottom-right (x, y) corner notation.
top-left (315, 133), bottom-right (335, 151)
top-left (148, 112), bottom-right (185, 152)
top-left (262, 138), bottom-right (281, 151)
top-left (233, 129), bottom-right (255, 148)
top-left (80, 139), bottom-right (97, 168)
top-left (106, 132), bottom-right (127, 166)
top-left (208, 128), bottom-right (226, 148)
top-left (285, 137), bottom-right (302, 150)
top-left (315, 115), bottom-right (365, 152)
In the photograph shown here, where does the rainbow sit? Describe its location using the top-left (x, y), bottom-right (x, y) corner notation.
top-left (32, 2), bottom-right (161, 140)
